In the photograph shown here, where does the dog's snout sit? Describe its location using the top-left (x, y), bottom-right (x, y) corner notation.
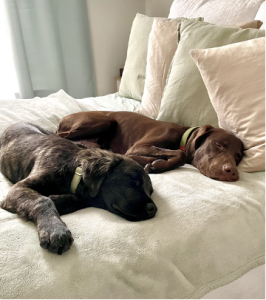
top-left (223, 164), bottom-right (238, 181)
top-left (223, 163), bottom-right (236, 174)
top-left (146, 203), bottom-right (157, 217)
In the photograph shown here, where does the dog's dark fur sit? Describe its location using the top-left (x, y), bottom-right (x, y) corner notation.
top-left (57, 111), bottom-right (244, 181)
top-left (0, 122), bottom-right (156, 254)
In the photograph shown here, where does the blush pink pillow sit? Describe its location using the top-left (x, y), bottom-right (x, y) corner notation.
top-left (136, 19), bottom-right (180, 118)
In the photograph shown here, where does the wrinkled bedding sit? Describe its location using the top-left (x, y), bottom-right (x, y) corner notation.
top-left (0, 90), bottom-right (264, 299)
top-left (0, 90), bottom-right (140, 136)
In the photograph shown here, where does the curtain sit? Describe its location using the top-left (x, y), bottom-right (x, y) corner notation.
top-left (3, 0), bottom-right (96, 99)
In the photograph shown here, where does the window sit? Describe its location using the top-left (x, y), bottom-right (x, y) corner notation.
top-left (0, 2), bottom-right (19, 99)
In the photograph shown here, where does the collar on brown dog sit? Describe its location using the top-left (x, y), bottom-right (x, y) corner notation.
top-left (70, 167), bottom-right (83, 194)
top-left (180, 127), bottom-right (199, 152)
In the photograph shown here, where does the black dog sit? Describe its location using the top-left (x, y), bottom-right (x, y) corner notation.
top-left (0, 123), bottom-right (156, 254)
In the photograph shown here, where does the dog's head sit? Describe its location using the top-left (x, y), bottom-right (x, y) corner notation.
top-left (186, 125), bottom-right (243, 182)
top-left (77, 149), bottom-right (157, 221)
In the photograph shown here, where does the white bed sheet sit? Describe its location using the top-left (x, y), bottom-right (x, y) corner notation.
top-left (203, 264), bottom-right (265, 299)
top-left (77, 92), bottom-right (142, 112)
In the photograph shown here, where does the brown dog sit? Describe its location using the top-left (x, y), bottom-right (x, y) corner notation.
top-left (57, 111), bottom-right (244, 182)
top-left (0, 122), bottom-right (156, 254)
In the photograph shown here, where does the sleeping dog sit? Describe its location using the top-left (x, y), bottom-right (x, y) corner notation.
top-left (57, 111), bottom-right (244, 181)
top-left (0, 122), bottom-right (156, 255)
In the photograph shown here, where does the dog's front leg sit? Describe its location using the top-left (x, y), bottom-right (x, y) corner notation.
top-left (126, 145), bottom-right (186, 173)
top-left (49, 194), bottom-right (87, 215)
top-left (144, 156), bottom-right (185, 173)
top-left (126, 155), bottom-right (158, 167)
top-left (1, 180), bottom-right (73, 255)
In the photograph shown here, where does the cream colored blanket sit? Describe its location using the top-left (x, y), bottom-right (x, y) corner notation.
top-left (0, 90), bottom-right (264, 299)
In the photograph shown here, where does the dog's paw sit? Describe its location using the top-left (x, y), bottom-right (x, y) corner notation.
top-left (145, 161), bottom-right (164, 173)
top-left (145, 155), bottom-right (186, 173)
top-left (38, 221), bottom-right (74, 255)
top-left (145, 163), bottom-right (157, 173)
top-left (145, 160), bottom-right (166, 173)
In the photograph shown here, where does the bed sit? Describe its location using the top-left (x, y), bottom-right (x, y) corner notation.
top-left (0, 90), bottom-right (264, 299)
top-left (0, 0), bottom-right (265, 299)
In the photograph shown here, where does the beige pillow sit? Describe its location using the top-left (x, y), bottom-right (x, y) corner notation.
top-left (190, 37), bottom-right (265, 172)
top-left (230, 20), bottom-right (263, 29)
top-left (136, 19), bottom-right (179, 118)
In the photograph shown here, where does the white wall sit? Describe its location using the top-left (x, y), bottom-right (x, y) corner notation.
top-left (86, 0), bottom-right (145, 96)
top-left (145, 0), bottom-right (173, 17)
top-left (86, 0), bottom-right (173, 96)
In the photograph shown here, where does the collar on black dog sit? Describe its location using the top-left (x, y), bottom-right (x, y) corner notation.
top-left (70, 167), bottom-right (83, 194)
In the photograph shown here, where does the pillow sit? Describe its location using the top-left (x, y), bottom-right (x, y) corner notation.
top-left (169, 0), bottom-right (264, 26)
top-left (135, 19), bottom-right (179, 118)
top-left (118, 14), bottom-right (202, 101)
top-left (231, 20), bottom-right (263, 29)
top-left (255, 1), bottom-right (265, 29)
top-left (190, 37), bottom-right (265, 172)
top-left (119, 14), bottom-right (153, 101)
top-left (157, 19), bottom-right (265, 127)
top-left (136, 20), bottom-right (262, 119)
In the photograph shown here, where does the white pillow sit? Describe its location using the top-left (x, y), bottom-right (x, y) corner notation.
top-left (169, 0), bottom-right (265, 25)
top-left (255, 1), bottom-right (265, 29)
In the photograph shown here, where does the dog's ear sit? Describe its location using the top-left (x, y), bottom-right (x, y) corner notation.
top-left (81, 153), bottom-right (121, 198)
top-left (186, 125), bottom-right (214, 160)
top-left (194, 125), bottom-right (214, 150)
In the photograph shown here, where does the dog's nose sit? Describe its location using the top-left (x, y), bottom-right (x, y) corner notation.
top-left (145, 203), bottom-right (157, 217)
top-left (223, 164), bottom-right (239, 181)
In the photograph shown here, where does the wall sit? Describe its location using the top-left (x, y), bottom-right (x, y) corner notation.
top-left (86, 0), bottom-right (173, 96)
top-left (86, 0), bottom-right (145, 96)
top-left (145, 0), bottom-right (173, 17)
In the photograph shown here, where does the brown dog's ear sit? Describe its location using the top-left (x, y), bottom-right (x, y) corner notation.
top-left (80, 152), bottom-right (122, 198)
top-left (186, 125), bottom-right (214, 161)
top-left (194, 125), bottom-right (214, 150)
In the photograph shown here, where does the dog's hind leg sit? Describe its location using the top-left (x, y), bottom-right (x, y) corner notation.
top-left (1, 178), bottom-right (73, 255)
top-left (56, 112), bottom-right (117, 149)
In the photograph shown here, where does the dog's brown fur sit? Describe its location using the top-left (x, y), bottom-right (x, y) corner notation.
top-left (57, 111), bottom-right (244, 181)
top-left (0, 122), bottom-right (156, 254)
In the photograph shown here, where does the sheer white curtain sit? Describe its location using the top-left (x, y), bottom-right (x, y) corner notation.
top-left (3, 0), bottom-right (96, 99)
top-left (0, 1), bottom-right (19, 99)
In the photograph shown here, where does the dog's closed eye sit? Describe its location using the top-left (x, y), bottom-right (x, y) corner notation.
top-left (235, 153), bottom-right (242, 164)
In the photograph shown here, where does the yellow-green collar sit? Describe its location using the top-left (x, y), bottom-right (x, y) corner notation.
top-left (70, 167), bottom-right (83, 194)
top-left (180, 127), bottom-right (199, 152)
